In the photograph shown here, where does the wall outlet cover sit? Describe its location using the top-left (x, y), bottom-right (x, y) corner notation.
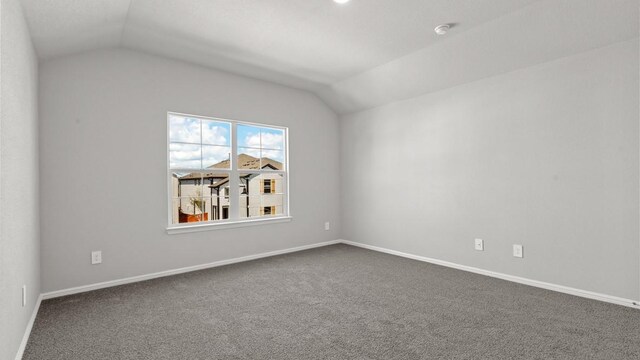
top-left (324, 222), bottom-right (330, 231)
top-left (513, 244), bottom-right (523, 258)
top-left (91, 251), bottom-right (102, 264)
top-left (474, 238), bottom-right (484, 251)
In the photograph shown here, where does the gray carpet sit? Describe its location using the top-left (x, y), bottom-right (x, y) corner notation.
top-left (24, 244), bottom-right (640, 360)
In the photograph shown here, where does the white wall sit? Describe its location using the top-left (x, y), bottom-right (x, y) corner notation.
top-left (39, 48), bottom-right (340, 293)
top-left (341, 39), bottom-right (639, 301)
top-left (0, 0), bottom-right (40, 358)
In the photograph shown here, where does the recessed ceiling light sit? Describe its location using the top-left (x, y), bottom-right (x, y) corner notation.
top-left (334, 0), bottom-right (350, 4)
top-left (434, 24), bottom-right (451, 35)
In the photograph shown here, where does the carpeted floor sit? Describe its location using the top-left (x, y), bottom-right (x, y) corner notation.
top-left (24, 244), bottom-right (640, 360)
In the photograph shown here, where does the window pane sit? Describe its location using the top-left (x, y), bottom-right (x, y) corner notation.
top-left (169, 115), bottom-right (201, 143)
top-left (205, 173), bottom-right (230, 220)
top-left (202, 145), bottom-right (231, 169)
top-left (238, 148), bottom-right (261, 170)
top-left (236, 149), bottom-right (284, 170)
top-left (237, 124), bottom-right (285, 170)
top-left (171, 172), bottom-right (230, 224)
top-left (261, 174), bottom-right (284, 194)
top-left (172, 198), bottom-right (206, 224)
top-left (201, 173), bottom-right (229, 193)
top-left (202, 120), bottom-right (231, 146)
top-left (261, 150), bottom-right (285, 170)
top-left (260, 128), bottom-right (285, 150)
top-left (238, 124), bottom-right (285, 150)
top-left (261, 195), bottom-right (283, 216)
top-left (205, 195), bottom-right (222, 221)
top-left (237, 124), bottom-right (261, 148)
top-left (238, 174), bottom-right (254, 218)
top-left (198, 197), bottom-right (214, 222)
top-left (239, 195), bottom-right (249, 218)
top-left (237, 174), bottom-right (284, 218)
top-left (171, 173), bottom-right (204, 198)
top-left (171, 198), bottom-right (181, 224)
top-left (238, 174), bottom-right (260, 218)
top-left (170, 143), bottom-right (201, 169)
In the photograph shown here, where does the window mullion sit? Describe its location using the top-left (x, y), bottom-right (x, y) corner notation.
top-left (200, 119), bottom-right (204, 170)
top-left (228, 122), bottom-right (239, 220)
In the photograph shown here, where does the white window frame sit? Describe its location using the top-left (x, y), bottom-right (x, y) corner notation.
top-left (166, 112), bottom-right (291, 234)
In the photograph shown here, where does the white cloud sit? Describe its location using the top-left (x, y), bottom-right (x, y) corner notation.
top-left (170, 116), bottom-right (230, 145)
top-left (169, 116), bottom-right (200, 143)
top-left (243, 133), bottom-right (260, 148)
top-left (170, 143), bottom-right (201, 169)
top-left (170, 143), bottom-right (231, 169)
top-left (261, 132), bottom-right (284, 150)
top-left (202, 120), bottom-right (230, 145)
top-left (261, 149), bottom-right (284, 162)
top-left (203, 145), bottom-right (231, 167)
top-left (242, 131), bottom-right (283, 150)
top-left (241, 130), bottom-right (284, 162)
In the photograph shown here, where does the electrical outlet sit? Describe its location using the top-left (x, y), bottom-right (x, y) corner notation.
top-left (91, 251), bottom-right (102, 264)
top-left (324, 222), bottom-right (330, 231)
top-left (474, 238), bottom-right (484, 251)
top-left (22, 285), bottom-right (26, 307)
top-left (513, 244), bottom-right (523, 258)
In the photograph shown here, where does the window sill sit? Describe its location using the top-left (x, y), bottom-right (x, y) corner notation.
top-left (166, 216), bottom-right (292, 235)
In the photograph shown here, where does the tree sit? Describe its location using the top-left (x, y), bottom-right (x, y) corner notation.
top-left (190, 189), bottom-right (204, 215)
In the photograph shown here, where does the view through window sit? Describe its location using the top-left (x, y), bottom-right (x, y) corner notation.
top-left (168, 113), bottom-right (288, 227)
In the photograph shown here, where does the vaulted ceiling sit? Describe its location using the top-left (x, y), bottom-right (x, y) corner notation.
top-left (21, 0), bottom-right (639, 114)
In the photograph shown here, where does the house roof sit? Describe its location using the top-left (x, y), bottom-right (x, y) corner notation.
top-left (211, 153), bottom-right (283, 171)
top-left (174, 153), bottom-right (283, 181)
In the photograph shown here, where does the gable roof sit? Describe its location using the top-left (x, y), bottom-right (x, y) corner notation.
top-left (210, 153), bottom-right (283, 171)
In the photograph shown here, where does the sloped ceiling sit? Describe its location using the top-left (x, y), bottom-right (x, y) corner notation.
top-left (21, 0), bottom-right (639, 114)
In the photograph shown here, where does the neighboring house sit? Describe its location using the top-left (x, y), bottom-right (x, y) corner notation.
top-left (171, 154), bottom-right (284, 223)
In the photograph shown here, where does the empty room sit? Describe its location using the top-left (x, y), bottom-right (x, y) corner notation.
top-left (1, 0), bottom-right (639, 359)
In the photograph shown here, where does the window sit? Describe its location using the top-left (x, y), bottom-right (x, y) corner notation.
top-left (168, 113), bottom-right (288, 230)
top-left (262, 179), bottom-right (274, 194)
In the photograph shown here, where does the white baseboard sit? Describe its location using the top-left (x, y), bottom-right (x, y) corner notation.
top-left (42, 240), bottom-right (341, 300)
top-left (14, 294), bottom-right (43, 360)
top-left (341, 240), bottom-right (640, 309)
top-left (40, 238), bottom-right (640, 308)
top-left (16, 238), bottom-right (639, 358)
